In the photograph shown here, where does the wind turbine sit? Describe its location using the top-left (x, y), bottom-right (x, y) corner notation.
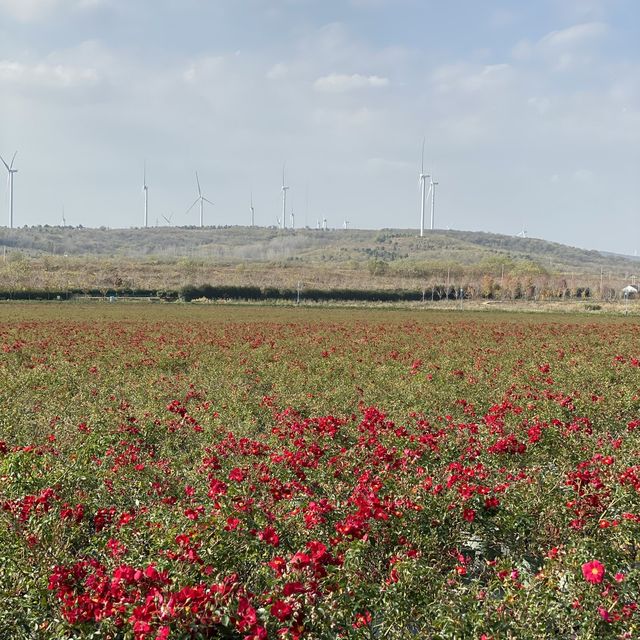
top-left (61, 205), bottom-right (66, 227)
top-left (322, 216), bottom-right (327, 231)
top-left (344, 218), bottom-right (350, 230)
top-left (143, 162), bottom-right (149, 228)
top-left (418, 138), bottom-right (430, 237)
top-left (281, 164), bottom-right (289, 230)
top-left (290, 208), bottom-right (295, 230)
top-left (429, 174), bottom-right (439, 231)
top-left (1, 151), bottom-right (18, 229)
top-left (250, 192), bottom-right (255, 227)
top-left (162, 212), bottom-right (173, 226)
top-left (186, 171), bottom-right (213, 228)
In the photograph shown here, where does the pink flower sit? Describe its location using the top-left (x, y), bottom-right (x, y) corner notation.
top-left (582, 559), bottom-right (605, 584)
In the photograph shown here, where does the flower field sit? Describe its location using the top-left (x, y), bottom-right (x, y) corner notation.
top-left (1, 304), bottom-right (640, 639)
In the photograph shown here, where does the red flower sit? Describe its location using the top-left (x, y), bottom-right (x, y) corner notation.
top-left (229, 467), bottom-right (247, 482)
top-left (236, 597), bottom-right (258, 631)
top-left (267, 556), bottom-right (286, 576)
top-left (257, 526), bottom-right (279, 547)
top-left (244, 626), bottom-right (267, 640)
top-left (582, 560), bottom-right (605, 584)
top-left (283, 582), bottom-right (306, 597)
top-left (271, 600), bottom-right (294, 622)
top-left (598, 606), bottom-right (612, 622)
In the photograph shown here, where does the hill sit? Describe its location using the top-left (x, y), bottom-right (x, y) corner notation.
top-left (0, 226), bottom-right (637, 299)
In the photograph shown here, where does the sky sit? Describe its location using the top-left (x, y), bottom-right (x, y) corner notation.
top-left (0, 0), bottom-right (639, 254)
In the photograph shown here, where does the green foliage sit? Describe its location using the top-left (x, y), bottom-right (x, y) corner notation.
top-left (1, 305), bottom-right (640, 637)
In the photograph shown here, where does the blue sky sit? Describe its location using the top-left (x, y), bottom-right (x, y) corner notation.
top-left (1, 0), bottom-right (639, 254)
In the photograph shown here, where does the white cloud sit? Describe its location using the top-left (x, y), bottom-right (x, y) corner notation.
top-left (512, 22), bottom-right (609, 71)
top-left (514, 22), bottom-right (608, 57)
top-left (540, 22), bottom-right (608, 49)
top-left (489, 8), bottom-right (520, 28)
top-left (0, 60), bottom-right (99, 88)
top-left (437, 113), bottom-right (487, 145)
top-left (266, 63), bottom-right (288, 80)
top-left (511, 40), bottom-right (534, 61)
top-left (552, 0), bottom-right (608, 22)
top-left (0, 0), bottom-right (106, 21)
top-left (183, 56), bottom-right (226, 84)
top-left (528, 96), bottom-right (552, 115)
top-left (312, 106), bottom-right (376, 127)
top-left (572, 168), bottom-right (595, 182)
top-left (313, 73), bottom-right (389, 93)
top-left (432, 63), bottom-right (512, 94)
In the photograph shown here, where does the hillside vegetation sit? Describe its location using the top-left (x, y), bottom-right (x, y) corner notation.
top-left (0, 226), bottom-right (638, 299)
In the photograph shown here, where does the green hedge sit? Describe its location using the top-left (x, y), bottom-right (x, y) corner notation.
top-left (0, 288), bottom-right (180, 301)
top-left (180, 285), bottom-right (466, 303)
top-left (0, 285), bottom-right (468, 303)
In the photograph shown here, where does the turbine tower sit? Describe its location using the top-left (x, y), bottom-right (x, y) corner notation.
top-left (1, 152), bottom-right (18, 229)
top-left (143, 162), bottom-right (149, 228)
top-left (186, 171), bottom-right (213, 228)
top-left (429, 175), bottom-right (439, 231)
top-left (344, 219), bottom-right (349, 230)
top-left (418, 138), bottom-right (430, 237)
top-left (281, 164), bottom-right (289, 230)
top-left (290, 208), bottom-right (295, 230)
top-left (250, 192), bottom-right (255, 227)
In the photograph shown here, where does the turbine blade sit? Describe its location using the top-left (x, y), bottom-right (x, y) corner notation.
top-left (421, 137), bottom-right (425, 174)
top-left (203, 197), bottom-right (214, 205)
top-left (0, 155), bottom-right (9, 172)
top-left (143, 161), bottom-right (146, 187)
top-left (185, 197), bottom-right (199, 215)
top-left (9, 151), bottom-right (17, 170)
top-left (195, 171), bottom-right (202, 196)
